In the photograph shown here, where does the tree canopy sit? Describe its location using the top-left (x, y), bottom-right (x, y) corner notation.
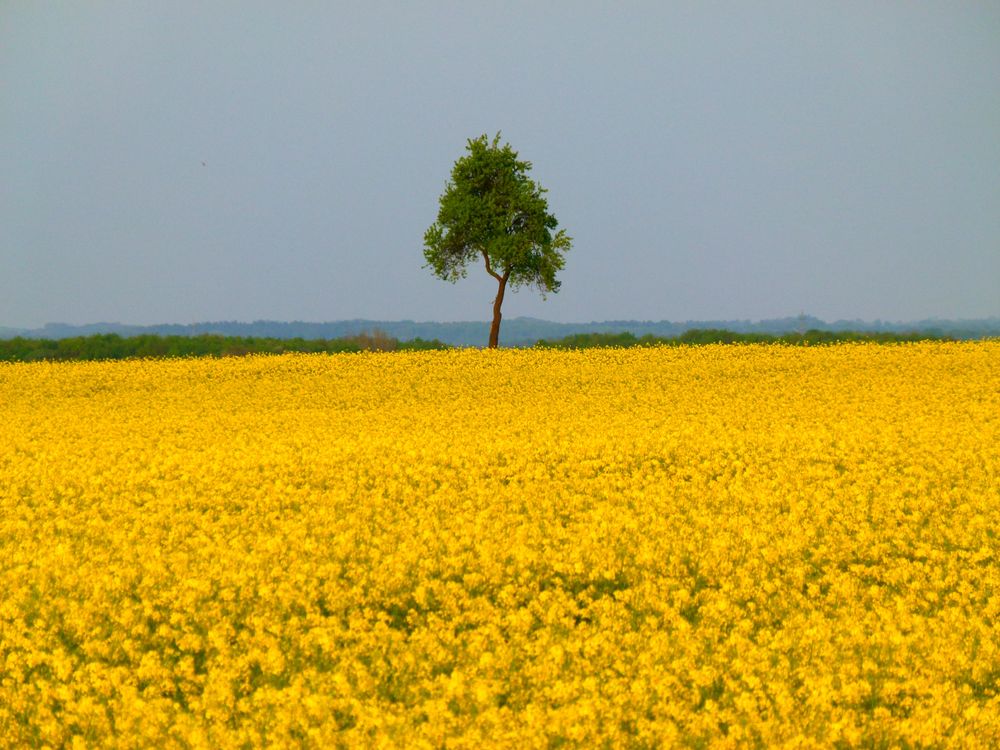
top-left (424, 134), bottom-right (571, 347)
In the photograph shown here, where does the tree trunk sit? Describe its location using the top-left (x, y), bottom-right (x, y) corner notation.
top-left (488, 274), bottom-right (509, 348)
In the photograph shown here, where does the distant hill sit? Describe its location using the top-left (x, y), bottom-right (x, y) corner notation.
top-left (1, 316), bottom-right (998, 347)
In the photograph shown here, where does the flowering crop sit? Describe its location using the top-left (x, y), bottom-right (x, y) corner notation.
top-left (1, 343), bottom-right (998, 748)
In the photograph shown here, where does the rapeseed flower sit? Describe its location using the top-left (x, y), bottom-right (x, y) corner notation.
top-left (0, 343), bottom-right (997, 747)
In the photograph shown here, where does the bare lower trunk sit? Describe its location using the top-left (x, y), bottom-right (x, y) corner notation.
top-left (488, 275), bottom-right (508, 348)
top-left (481, 252), bottom-right (510, 349)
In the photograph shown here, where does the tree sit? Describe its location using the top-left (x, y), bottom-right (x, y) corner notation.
top-left (424, 134), bottom-right (572, 348)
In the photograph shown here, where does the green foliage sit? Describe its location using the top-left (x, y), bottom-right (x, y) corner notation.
top-left (0, 329), bottom-right (953, 361)
top-left (535, 332), bottom-right (647, 349)
top-left (423, 133), bottom-right (571, 295)
top-left (535, 328), bottom-right (952, 349)
top-left (0, 333), bottom-right (449, 362)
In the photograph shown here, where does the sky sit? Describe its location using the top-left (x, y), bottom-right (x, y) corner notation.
top-left (3, 2), bottom-right (998, 328)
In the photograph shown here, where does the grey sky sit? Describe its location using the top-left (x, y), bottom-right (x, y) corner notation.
top-left (3, 2), bottom-right (998, 328)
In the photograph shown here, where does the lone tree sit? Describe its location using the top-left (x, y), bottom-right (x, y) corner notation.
top-left (424, 134), bottom-right (572, 348)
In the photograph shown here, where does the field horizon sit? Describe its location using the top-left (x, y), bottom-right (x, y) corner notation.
top-left (3, 314), bottom-right (999, 347)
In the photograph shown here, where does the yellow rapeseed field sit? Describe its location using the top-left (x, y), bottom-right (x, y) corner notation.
top-left (1, 343), bottom-right (998, 748)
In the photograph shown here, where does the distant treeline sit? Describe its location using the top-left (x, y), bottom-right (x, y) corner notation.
top-left (5, 315), bottom-right (998, 347)
top-left (535, 328), bottom-right (957, 349)
top-left (0, 332), bottom-right (448, 362)
top-left (0, 328), bottom-right (972, 362)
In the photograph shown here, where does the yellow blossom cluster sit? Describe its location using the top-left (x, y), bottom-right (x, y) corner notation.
top-left (1, 343), bottom-right (998, 748)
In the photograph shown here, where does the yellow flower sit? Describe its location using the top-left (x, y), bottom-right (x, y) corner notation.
top-left (0, 342), bottom-right (997, 747)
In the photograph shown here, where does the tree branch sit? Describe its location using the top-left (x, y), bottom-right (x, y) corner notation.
top-left (481, 250), bottom-right (503, 282)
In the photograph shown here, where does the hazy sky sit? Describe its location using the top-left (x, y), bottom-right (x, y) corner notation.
top-left (3, 2), bottom-right (998, 327)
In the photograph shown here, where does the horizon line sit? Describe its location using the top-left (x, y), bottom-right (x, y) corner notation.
top-left (4, 313), bottom-right (1000, 332)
